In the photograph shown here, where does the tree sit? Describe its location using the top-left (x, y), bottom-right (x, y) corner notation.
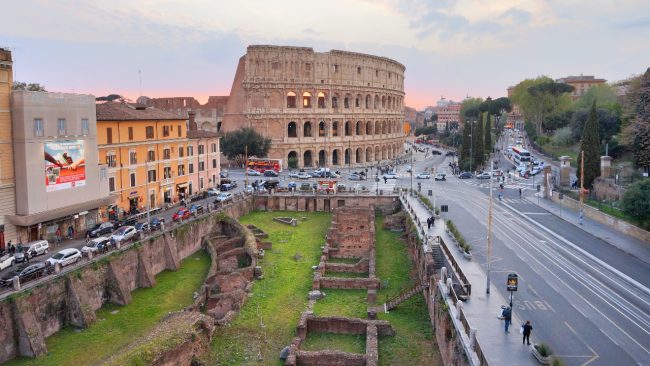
top-left (12, 81), bottom-right (46, 91)
top-left (620, 180), bottom-right (650, 227)
top-left (221, 128), bottom-right (271, 164)
top-left (577, 101), bottom-right (601, 188)
top-left (570, 107), bottom-right (621, 146)
top-left (460, 124), bottom-right (471, 170)
top-left (460, 97), bottom-right (483, 124)
top-left (472, 113), bottom-right (484, 167)
top-left (96, 94), bottom-right (125, 102)
top-left (511, 77), bottom-right (573, 136)
top-left (575, 84), bottom-right (618, 110)
top-left (623, 68), bottom-right (650, 173)
top-left (484, 113), bottom-right (492, 153)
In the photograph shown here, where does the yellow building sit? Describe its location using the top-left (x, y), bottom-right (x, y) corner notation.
top-left (96, 102), bottom-right (190, 214)
top-left (0, 48), bottom-right (17, 248)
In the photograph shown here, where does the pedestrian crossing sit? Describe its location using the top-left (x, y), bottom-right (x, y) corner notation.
top-left (460, 179), bottom-right (533, 191)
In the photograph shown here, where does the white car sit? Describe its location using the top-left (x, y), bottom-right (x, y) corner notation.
top-left (215, 192), bottom-right (233, 202)
top-left (81, 236), bottom-right (111, 254)
top-left (288, 171), bottom-right (300, 178)
top-left (416, 172), bottom-right (431, 179)
top-left (0, 254), bottom-right (15, 271)
top-left (110, 225), bottom-right (137, 243)
top-left (476, 172), bottom-right (492, 179)
top-left (47, 248), bottom-right (82, 268)
top-left (382, 173), bottom-right (398, 179)
top-left (434, 173), bottom-right (447, 181)
top-left (297, 173), bottom-right (311, 179)
top-left (246, 169), bottom-right (262, 176)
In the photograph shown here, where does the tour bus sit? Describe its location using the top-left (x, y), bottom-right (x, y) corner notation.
top-left (247, 158), bottom-right (283, 173)
top-left (511, 146), bottom-right (531, 164)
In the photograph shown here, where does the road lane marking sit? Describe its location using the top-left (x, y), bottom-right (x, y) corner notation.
top-left (563, 322), bottom-right (600, 366)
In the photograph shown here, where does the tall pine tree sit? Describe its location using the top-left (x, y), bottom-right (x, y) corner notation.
top-left (577, 101), bottom-right (601, 188)
top-left (484, 113), bottom-right (492, 153)
top-left (473, 113), bottom-right (484, 167)
top-left (460, 123), bottom-right (471, 169)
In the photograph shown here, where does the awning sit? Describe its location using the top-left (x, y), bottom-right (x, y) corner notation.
top-left (176, 183), bottom-right (189, 189)
top-left (7, 195), bottom-right (117, 227)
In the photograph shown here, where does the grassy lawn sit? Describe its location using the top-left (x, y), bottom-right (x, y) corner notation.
top-left (205, 211), bottom-right (331, 366)
top-left (302, 333), bottom-right (366, 354)
top-left (540, 143), bottom-right (578, 161)
top-left (6, 250), bottom-right (211, 366)
top-left (313, 289), bottom-right (369, 318)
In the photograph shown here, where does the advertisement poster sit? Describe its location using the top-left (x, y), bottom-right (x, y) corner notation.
top-left (44, 140), bottom-right (86, 192)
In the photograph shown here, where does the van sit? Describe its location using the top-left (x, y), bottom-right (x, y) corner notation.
top-left (25, 240), bottom-right (49, 259)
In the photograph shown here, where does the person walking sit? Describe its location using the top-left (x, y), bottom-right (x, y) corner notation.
top-left (522, 320), bottom-right (533, 345)
top-left (426, 217), bottom-right (432, 229)
top-left (383, 176), bottom-right (388, 184)
top-left (518, 188), bottom-right (522, 199)
top-left (430, 215), bottom-right (435, 227)
top-left (503, 307), bottom-right (512, 332)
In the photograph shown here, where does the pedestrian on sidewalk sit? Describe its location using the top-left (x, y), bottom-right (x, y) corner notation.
top-left (426, 217), bottom-right (432, 229)
top-left (522, 320), bottom-right (533, 345)
top-left (430, 215), bottom-right (435, 227)
top-left (503, 307), bottom-right (512, 332)
top-left (518, 188), bottom-right (522, 199)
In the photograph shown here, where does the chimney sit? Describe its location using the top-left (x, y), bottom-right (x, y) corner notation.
top-left (188, 110), bottom-right (197, 131)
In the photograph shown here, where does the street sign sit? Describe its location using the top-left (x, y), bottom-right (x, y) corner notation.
top-left (507, 273), bottom-right (518, 291)
top-left (428, 189), bottom-right (432, 196)
top-left (536, 184), bottom-right (541, 192)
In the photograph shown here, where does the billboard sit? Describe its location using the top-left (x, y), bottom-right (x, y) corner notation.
top-left (44, 140), bottom-right (86, 192)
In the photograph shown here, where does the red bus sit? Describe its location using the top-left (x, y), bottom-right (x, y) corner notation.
top-left (247, 158), bottom-right (283, 173)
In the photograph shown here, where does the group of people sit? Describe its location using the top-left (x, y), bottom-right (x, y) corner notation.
top-left (426, 216), bottom-right (436, 229)
top-left (500, 306), bottom-right (533, 345)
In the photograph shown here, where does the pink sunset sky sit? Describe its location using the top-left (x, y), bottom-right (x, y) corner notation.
top-left (3, 0), bottom-right (649, 109)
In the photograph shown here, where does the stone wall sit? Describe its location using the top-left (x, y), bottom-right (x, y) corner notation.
top-left (254, 194), bottom-right (400, 214)
top-left (327, 206), bottom-right (375, 258)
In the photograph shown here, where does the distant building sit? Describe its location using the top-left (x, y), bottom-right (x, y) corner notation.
top-left (140, 96), bottom-right (228, 133)
top-left (555, 75), bottom-right (607, 99)
top-left (506, 86), bottom-right (524, 130)
top-left (436, 103), bottom-right (461, 132)
top-left (9, 91), bottom-right (115, 242)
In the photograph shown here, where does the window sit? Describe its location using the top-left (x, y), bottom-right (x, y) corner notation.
top-left (33, 118), bottom-right (44, 137)
top-left (199, 161), bottom-right (205, 171)
top-left (376, 69), bottom-right (379, 77)
top-left (163, 126), bottom-right (170, 137)
top-left (333, 64), bottom-right (339, 72)
top-left (302, 92), bottom-right (312, 108)
top-left (81, 119), bottom-right (89, 135)
top-left (317, 92), bottom-right (326, 108)
top-left (189, 163), bottom-right (194, 174)
top-left (211, 143), bottom-right (217, 153)
top-left (188, 146), bottom-right (194, 156)
top-left (288, 122), bottom-right (297, 138)
top-left (200, 177), bottom-right (204, 190)
top-left (179, 146), bottom-right (184, 157)
top-left (128, 127), bottom-right (134, 141)
top-left (163, 167), bottom-right (172, 179)
top-left (357, 66), bottom-right (361, 74)
top-left (146, 126), bottom-right (154, 139)
top-left (332, 96), bottom-right (338, 108)
top-left (130, 173), bottom-right (136, 187)
top-left (198, 145), bottom-right (205, 155)
top-left (178, 164), bottom-right (185, 176)
top-left (163, 148), bottom-right (171, 160)
top-left (107, 127), bottom-right (113, 144)
top-left (177, 125), bottom-right (181, 137)
top-left (129, 151), bottom-right (137, 165)
top-left (305, 63), bottom-right (311, 71)
top-left (108, 177), bottom-right (115, 192)
top-left (287, 92), bottom-right (296, 108)
top-left (147, 150), bottom-right (155, 162)
top-left (212, 159), bottom-right (217, 168)
top-left (106, 153), bottom-right (116, 168)
top-left (147, 169), bottom-right (157, 183)
top-left (57, 118), bottom-right (66, 136)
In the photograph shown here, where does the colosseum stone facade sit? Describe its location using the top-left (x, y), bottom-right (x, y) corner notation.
top-left (222, 45), bottom-right (406, 169)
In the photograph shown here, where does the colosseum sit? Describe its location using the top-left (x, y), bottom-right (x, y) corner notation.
top-left (222, 45), bottom-right (406, 169)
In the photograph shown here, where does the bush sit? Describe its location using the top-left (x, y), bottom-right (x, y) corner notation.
top-left (536, 343), bottom-right (552, 357)
top-left (620, 179), bottom-right (650, 227)
top-left (552, 127), bottom-right (574, 146)
top-left (445, 219), bottom-right (470, 252)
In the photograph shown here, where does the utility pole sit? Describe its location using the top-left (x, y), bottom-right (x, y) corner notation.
top-left (579, 150), bottom-right (584, 225)
top-left (486, 157), bottom-right (493, 294)
top-left (469, 121), bottom-right (474, 173)
top-left (410, 148), bottom-right (414, 194)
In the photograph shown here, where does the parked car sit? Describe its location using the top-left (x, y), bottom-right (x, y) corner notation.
top-left (214, 192), bottom-right (233, 203)
top-left (0, 262), bottom-right (48, 287)
top-left (431, 150), bottom-right (442, 155)
top-left (531, 167), bottom-right (542, 176)
top-left (288, 171), bottom-right (300, 178)
top-left (349, 173), bottom-right (364, 181)
top-left (476, 172), bottom-right (491, 179)
top-left (459, 172), bottom-right (473, 179)
top-left (173, 208), bottom-right (191, 222)
top-left (434, 173), bottom-right (447, 181)
top-left (519, 169), bottom-right (530, 178)
top-left (24, 240), bottom-right (50, 259)
top-left (246, 169), bottom-right (261, 176)
top-left (416, 172), bottom-right (431, 179)
top-left (47, 248), bottom-right (82, 268)
top-left (220, 170), bottom-right (229, 178)
top-left (0, 254), bottom-right (15, 271)
top-left (149, 217), bottom-right (166, 230)
top-left (81, 236), bottom-right (111, 254)
top-left (297, 172), bottom-right (311, 180)
top-left (135, 222), bottom-right (150, 232)
top-left (110, 225), bottom-right (137, 243)
top-left (86, 222), bottom-right (114, 238)
top-left (189, 204), bottom-right (204, 215)
top-left (382, 172), bottom-right (398, 179)
top-left (207, 187), bottom-right (220, 197)
top-left (263, 170), bottom-right (279, 177)
top-left (405, 165), bottom-right (412, 173)
top-left (287, 181), bottom-right (297, 189)
top-left (113, 216), bottom-right (137, 229)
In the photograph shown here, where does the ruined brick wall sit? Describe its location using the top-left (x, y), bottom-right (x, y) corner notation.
top-left (327, 206), bottom-right (375, 258)
top-left (254, 194), bottom-right (400, 214)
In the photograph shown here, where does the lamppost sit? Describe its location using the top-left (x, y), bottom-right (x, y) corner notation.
top-left (410, 148), bottom-right (414, 194)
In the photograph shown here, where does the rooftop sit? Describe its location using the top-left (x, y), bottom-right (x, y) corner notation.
top-left (96, 102), bottom-right (184, 121)
top-left (186, 130), bottom-right (221, 139)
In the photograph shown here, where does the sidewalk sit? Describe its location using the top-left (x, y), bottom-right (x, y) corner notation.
top-left (404, 193), bottom-right (538, 366)
top-left (526, 193), bottom-right (650, 263)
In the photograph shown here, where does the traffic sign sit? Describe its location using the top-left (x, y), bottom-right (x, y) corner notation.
top-left (507, 273), bottom-right (518, 291)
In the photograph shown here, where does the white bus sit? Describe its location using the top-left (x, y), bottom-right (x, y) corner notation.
top-left (512, 146), bottom-right (531, 164)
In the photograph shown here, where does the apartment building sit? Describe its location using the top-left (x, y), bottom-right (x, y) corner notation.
top-left (0, 48), bottom-right (16, 248)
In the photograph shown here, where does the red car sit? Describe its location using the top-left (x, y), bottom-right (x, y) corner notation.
top-left (172, 208), bottom-right (191, 222)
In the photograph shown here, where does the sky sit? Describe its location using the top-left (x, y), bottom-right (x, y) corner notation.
top-left (2, 0), bottom-right (649, 110)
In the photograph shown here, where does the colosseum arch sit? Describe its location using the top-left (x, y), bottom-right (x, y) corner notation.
top-left (365, 95), bottom-right (371, 109)
top-left (366, 121), bottom-right (373, 135)
top-left (381, 96), bottom-right (386, 109)
top-left (374, 95), bottom-right (379, 109)
top-left (344, 148), bottom-right (351, 165)
top-left (318, 121), bottom-right (327, 137)
top-left (356, 121), bottom-right (363, 135)
top-left (374, 146), bottom-right (380, 161)
top-left (355, 94), bottom-right (362, 108)
top-left (382, 121), bottom-right (387, 135)
top-left (375, 121), bottom-right (381, 135)
top-left (332, 121), bottom-right (339, 137)
top-left (356, 148), bottom-right (363, 164)
top-left (288, 121), bottom-right (297, 138)
top-left (389, 145), bottom-right (394, 159)
top-left (302, 92), bottom-right (312, 108)
top-left (287, 91), bottom-right (297, 108)
top-left (344, 93), bottom-right (351, 108)
top-left (332, 93), bottom-right (339, 108)
top-left (304, 121), bottom-right (312, 137)
top-left (345, 121), bottom-right (352, 136)
top-left (303, 150), bottom-right (313, 167)
top-left (382, 145), bottom-right (387, 160)
top-left (317, 92), bottom-right (326, 108)
top-left (366, 147), bottom-right (373, 162)
top-left (318, 150), bottom-right (326, 167)
top-left (332, 149), bottom-right (340, 166)
top-left (288, 151), bottom-right (298, 168)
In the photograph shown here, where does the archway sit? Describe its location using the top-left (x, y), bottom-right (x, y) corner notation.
top-left (345, 121), bottom-right (352, 136)
top-left (366, 121), bottom-right (372, 135)
top-left (356, 121), bottom-right (363, 135)
top-left (287, 151), bottom-right (298, 169)
top-left (332, 149), bottom-right (340, 165)
top-left (302, 92), bottom-right (312, 108)
top-left (303, 150), bottom-right (313, 167)
top-left (366, 147), bottom-right (373, 162)
top-left (288, 121), bottom-right (297, 138)
top-left (304, 121), bottom-right (312, 137)
top-left (344, 148), bottom-right (350, 165)
top-left (332, 121), bottom-right (339, 136)
top-left (287, 91), bottom-right (296, 108)
top-left (318, 150), bottom-right (326, 167)
top-left (319, 121), bottom-right (327, 137)
top-left (356, 148), bottom-right (363, 164)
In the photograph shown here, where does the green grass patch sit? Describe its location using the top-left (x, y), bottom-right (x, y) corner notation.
top-left (6, 250), bottom-right (211, 366)
top-left (205, 211), bottom-right (331, 366)
top-left (302, 333), bottom-right (366, 354)
top-left (324, 271), bottom-right (368, 278)
top-left (327, 257), bottom-right (361, 264)
top-left (313, 289), bottom-right (369, 318)
top-left (540, 143), bottom-right (578, 161)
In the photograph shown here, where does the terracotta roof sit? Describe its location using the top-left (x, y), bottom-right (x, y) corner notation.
top-left (187, 130), bottom-right (221, 139)
top-left (96, 102), bottom-right (184, 121)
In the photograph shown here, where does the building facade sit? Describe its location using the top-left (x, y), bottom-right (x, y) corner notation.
top-left (9, 91), bottom-right (114, 242)
top-left (222, 45), bottom-right (406, 169)
top-left (140, 95), bottom-right (228, 133)
top-left (0, 48), bottom-right (16, 249)
top-left (556, 75), bottom-right (607, 100)
top-left (436, 103), bottom-right (461, 131)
